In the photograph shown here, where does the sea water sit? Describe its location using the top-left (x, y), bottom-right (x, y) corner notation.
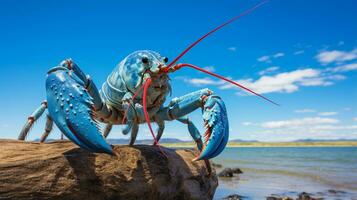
top-left (212, 147), bottom-right (357, 199)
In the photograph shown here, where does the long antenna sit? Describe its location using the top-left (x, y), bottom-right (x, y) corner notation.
top-left (175, 63), bottom-right (279, 106)
top-left (163, 0), bottom-right (269, 72)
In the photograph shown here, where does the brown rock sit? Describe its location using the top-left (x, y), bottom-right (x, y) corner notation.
top-left (222, 194), bottom-right (245, 200)
top-left (218, 168), bottom-right (234, 177)
top-left (297, 192), bottom-right (323, 200)
top-left (231, 167), bottom-right (243, 174)
top-left (0, 139), bottom-right (217, 200)
top-left (266, 196), bottom-right (293, 200)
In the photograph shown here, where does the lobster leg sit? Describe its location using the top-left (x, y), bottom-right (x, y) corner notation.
top-left (129, 123), bottom-right (139, 145)
top-left (39, 115), bottom-right (54, 143)
top-left (177, 117), bottom-right (203, 151)
top-left (122, 99), bottom-right (159, 145)
top-left (177, 117), bottom-right (212, 174)
top-left (18, 101), bottom-right (47, 140)
top-left (155, 120), bottom-right (165, 143)
top-left (103, 124), bottom-right (113, 138)
top-left (156, 88), bottom-right (229, 161)
top-left (121, 92), bottom-right (136, 136)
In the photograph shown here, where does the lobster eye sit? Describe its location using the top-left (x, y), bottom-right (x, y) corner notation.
top-left (163, 57), bottom-right (168, 63)
top-left (142, 57), bottom-right (149, 64)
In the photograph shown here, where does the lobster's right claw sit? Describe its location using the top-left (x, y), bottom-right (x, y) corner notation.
top-left (194, 96), bottom-right (229, 161)
top-left (45, 69), bottom-right (113, 155)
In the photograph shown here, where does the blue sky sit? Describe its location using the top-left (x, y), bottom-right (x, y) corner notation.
top-left (0, 0), bottom-right (356, 141)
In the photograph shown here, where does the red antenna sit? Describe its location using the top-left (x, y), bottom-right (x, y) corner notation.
top-left (162, 0), bottom-right (270, 72)
top-left (142, 78), bottom-right (167, 156)
top-left (173, 63), bottom-right (279, 106)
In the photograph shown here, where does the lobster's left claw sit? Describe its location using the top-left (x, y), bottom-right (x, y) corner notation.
top-left (194, 96), bottom-right (229, 161)
top-left (46, 69), bottom-right (113, 155)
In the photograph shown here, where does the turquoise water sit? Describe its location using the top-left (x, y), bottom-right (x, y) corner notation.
top-left (212, 147), bottom-right (357, 199)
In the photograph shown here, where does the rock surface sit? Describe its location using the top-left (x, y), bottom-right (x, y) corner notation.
top-left (218, 168), bottom-right (234, 177)
top-left (221, 194), bottom-right (245, 200)
top-left (266, 192), bottom-right (323, 200)
top-left (218, 167), bottom-right (243, 178)
top-left (231, 168), bottom-right (243, 174)
top-left (266, 196), bottom-right (293, 200)
top-left (0, 139), bottom-right (217, 200)
top-left (297, 192), bottom-right (323, 200)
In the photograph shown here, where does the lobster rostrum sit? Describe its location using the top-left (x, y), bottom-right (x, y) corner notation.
top-left (19, 1), bottom-right (277, 162)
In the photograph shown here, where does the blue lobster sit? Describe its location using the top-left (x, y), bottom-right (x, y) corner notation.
top-left (18, 1), bottom-right (276, 163)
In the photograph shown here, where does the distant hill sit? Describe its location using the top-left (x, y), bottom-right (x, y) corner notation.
top-left (294, 138), bottom-right (357, 142)
top-left (230, 139), bottom-right (259, 143)
top-left (34, 138), bottom-right (357, 144)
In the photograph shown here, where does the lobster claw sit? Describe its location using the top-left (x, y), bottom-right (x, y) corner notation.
top-left (194, 96), bottom-right (229, 161)
top-left (45, 69), bottom-right (113, 155)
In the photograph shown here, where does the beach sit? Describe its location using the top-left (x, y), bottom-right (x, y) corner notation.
top-left (211, 147), bottom-right (357, 199)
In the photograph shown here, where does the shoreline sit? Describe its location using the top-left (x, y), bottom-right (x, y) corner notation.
top-left (162, 141), bottom-right (357, 148)
top-left (1, 139), bottom-right (357, 148)
top-left (212, 147), bottom-right (357, 199)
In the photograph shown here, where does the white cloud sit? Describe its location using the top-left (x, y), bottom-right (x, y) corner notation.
top-left (312, 125), bottom-right (357, 131)
top-left (326, 74), bottom-right (346, 80)
top-left (257, 52), bottom-right (285, 63)
top-left (220, 68), bottom-right (330, 94)
top-left (228, 47), bottom-right (237, 51)
top-left (261, 117), bottom-right (339, 129)
top-left (354, 117), bottom-right (357, 122)
top-left (258, 66), bottom-right (279, 76)
top-left (318, 112), bottom-right (338, 116)
top-left (294, 109), bottom-right (316, 113)
top-left (331, 63), bottom-right (357, 72)
top-left (294, 50), bottom-right (305, 55)
top-left (184, 77), bottom-right (223, 86)
top-left (245, 116), bottom-right (357, 141)
top-left (202, 66), bottom-right (215, 72)
top-left (316, 49), bottom-right (357, 65)
top-left (185, 64), bottom-right (344, 95)
top-left (181, 77), bottom-right (226, 86)
top-left (257, 55), bottom-right (271, 63)
top-left (273, 52), bottom-right (284, 58)
top-left (242, 122), bottom-right (253, 126)
top-left (299, 77), bottom-right (333, 86)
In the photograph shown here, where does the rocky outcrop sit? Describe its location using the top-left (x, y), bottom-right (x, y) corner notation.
top-left (0, 139), bottom-right (217, 200)
top-left (266, 196), bottom-right (293, 200)
top-left (222, 194), bottom-right (245, 200)
top-left (266, 192), bottom-right (324, 200)
top-left (218, 167), bottom-right (243, 178)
